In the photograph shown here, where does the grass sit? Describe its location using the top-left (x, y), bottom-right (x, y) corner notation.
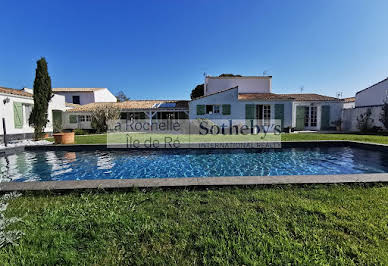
top-left (1, 185), bottom-right (388, 265)
top-left (47, 133), bottom-right (388, 145)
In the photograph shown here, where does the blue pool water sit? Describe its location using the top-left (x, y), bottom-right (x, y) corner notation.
top-left (1, 147), bottom-right (388, 182)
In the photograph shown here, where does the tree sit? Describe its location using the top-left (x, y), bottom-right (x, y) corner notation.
top-left (380, 100), bottom-right (388, 130)
top-left (90, 104), bottom-right (121, 133)
top-left (29, 57), bottom-right (53, 140)
top-left (190, 84), bottom-right (204, 99)
top-left (115, 91), bottom-right (129, 102)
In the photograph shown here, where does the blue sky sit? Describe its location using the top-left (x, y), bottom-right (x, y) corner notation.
top-left (1, 0), bottom-right (388, 100)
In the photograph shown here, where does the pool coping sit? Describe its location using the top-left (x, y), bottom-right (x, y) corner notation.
top-left (1, 173), bottom-right (388, 192)
top-left (1, 140), bottom-right (388, 191)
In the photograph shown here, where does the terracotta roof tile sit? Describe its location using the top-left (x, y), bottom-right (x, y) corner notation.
top-left (342, 97), bottom-right (355, 103)
top-left (67, 100), bottom-right (189, 112)
top-left (238, 93), bottom-right (294, 100)
top-left (0, 87), bottom-right (33, 98)
top-left (238, 93), bottom-right (340, 102)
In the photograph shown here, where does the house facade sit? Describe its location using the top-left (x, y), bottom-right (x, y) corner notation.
top-left (0, 87), bottom-right (66, 142)
top-left (62, 100), bottom-right (189, 131)
top-left (189, 76), bottom-right (343, 131)
top-left (53, 88), bottom-right (117, 105)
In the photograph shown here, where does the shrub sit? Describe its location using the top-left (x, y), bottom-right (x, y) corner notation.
top-left (90, 104), bottom-right (121, 133)
top-left (73, 128), bottom-right (87, 135)
top-left (379, 101), bottom-right (388, 130)
top-left (357, 108), bottom-right (374, 132)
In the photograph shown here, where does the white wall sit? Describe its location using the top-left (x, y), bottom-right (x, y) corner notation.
top-left (343, 101), bottom-right (355, 109)
top-left (94, 88), bottom-right (117, 102)
top-left (0, 93), bottom-right (34, 135)
top-left (356, 78), bottom-right (388, 107)
top-left (62, 112), bottom-right (92, 130)
top-left (342, 106), bottom-right (385, 131)
top-left (0, 93), bottom-right (66, 136)
top-left (205, 77), bottom-right (271, 95)
top-left (54, 91), bottom-right (95, 105)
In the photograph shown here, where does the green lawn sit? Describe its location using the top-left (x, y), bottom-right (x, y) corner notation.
top-left (48, 133), bottom-right (388, 145)
top-left (2, 185), bottom-right (388, 265)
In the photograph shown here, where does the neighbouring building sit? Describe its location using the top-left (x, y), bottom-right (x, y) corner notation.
top-left (189, 75), bottom-right (343, 131)
top-left (62, 100), bottom-right (189, 131)
top-left (0, 87), bottom-right (66, 142)
top-left (52, 88), bottom-right (117, 105)
top-left (342, 97), bottom-right (355, 109)
top-left (342, 78), bottom-right (388, 131)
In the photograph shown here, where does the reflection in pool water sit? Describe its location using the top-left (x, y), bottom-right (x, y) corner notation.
top-left (1, 147), bottom-right (388, 182)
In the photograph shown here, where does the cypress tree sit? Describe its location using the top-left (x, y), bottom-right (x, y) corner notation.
top-left (29, 57), bottom-right (53, 139)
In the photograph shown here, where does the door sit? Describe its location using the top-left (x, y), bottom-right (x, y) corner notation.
top-left (321, 105), bottom-right (330, 130)
top-left (296, 106), bottom-right (305, 130)
top-left (52, 110), bottom-right (62, 132)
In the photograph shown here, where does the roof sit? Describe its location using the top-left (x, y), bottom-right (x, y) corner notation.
top-left (67, 100), bottom-right (189, 112)
top-left (206, 76), bottom-right (272, 79)
top-left (356, 77), bottom-right (388, 95)
top-left (342, 97), bottom-right (355, 103)
top-left (53, 88), bottom-right (105, 92)
top-left (238, 93), bottom-right (340, 102)
top-left (65, 102), bottom-right (81, 108)
top-left (238, 93), bottom-right (294, 101)
top-left (0, 87), bottom-right (33, 98)
top-left (192, 86), bottom-right (238, 100)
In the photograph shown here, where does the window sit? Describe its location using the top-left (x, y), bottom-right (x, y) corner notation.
top-left (24, 104), bottom-right (33, 126)
top-left (213, 105), bottom-right (220, 114)
top-left (263, 105), bottom-right (271, 126)
top-left (86, 115), bottom-right (91, 122)
top-left (78, 115), bottom-right (85, 122)
top-left (222, 104), bottom-right (231, 115)
top-left (256, 104), bottom-right (271, 125)
top-left (206, 105), bottom-right (213, 114)
top-left (72, 96), bottom-right (80, 104)
top-left (310, 106), bottom-right (317, 127)
top-left (69, 115), bottom-right (77, 123)
top-left (120, 113), bottom-right (127, 120)
top-left (304, 106), bottom-right (310, 127)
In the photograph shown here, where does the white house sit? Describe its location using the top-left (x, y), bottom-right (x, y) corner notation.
top-left (355, 77), bottom-right (388, 107)
top-left (189, 76), bottom-right (343, 131)
top-left (0, 87), bottom-right (66, 142)
top-left (62, 100), bottom-right (189, 131)
top-left (52, 88), bottom-right (117, 105)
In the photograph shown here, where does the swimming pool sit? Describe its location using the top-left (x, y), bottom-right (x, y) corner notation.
top-left (1, 146), bottom-right (388, 182)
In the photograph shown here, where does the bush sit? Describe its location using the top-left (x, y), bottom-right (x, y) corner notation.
top-left (73, 128), bottom-right (87, 135)
top-left (90, 104), bottom-right (121, 133)
top-left (357, 108), bottom-right (374, 132)
top-left (379, 101), bottom-right (388, 130)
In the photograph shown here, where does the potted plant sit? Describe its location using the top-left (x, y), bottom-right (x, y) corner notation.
top-left (331, 119), bottom-right (342, 131)
top-left (52, 121), bottom-right (75, 144)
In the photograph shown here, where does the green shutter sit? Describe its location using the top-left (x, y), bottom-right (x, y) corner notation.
top-left (196, 105), bottom-right (205, 115)
top-left (295, 106), bottom-right (305, 130)
top-left (321, 105), bottom-right (330, 130)
top-left (69, 115), bottom-right (78, 123)
top-left (274, 104), bottom-right (284, 130)
top-left (13, 102), bottom-right (23, 128)
top-left (245, 104), bottom-right (255, 119)
top-left (222, 104), bottom-right (231, 115)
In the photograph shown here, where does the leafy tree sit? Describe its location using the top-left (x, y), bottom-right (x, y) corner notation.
top-left (115, 91), bottom-right (129, 102)
top-left (357, 108), bottom-right (374, 132)
top-left (29, 57), bottom-right (53, 140)
top-left (90, 104), bottom-right (121, 133)
top-left (380, 101), bottom-right (388, 130)
top-left (190, 84), bottom-right (204, 99)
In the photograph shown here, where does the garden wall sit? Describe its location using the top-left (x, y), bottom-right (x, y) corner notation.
top-left (342, 106), bottom-right (385, 131)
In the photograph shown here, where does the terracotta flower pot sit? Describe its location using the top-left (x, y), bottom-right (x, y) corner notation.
top-left (53, 132), bottom-right (75, 144)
